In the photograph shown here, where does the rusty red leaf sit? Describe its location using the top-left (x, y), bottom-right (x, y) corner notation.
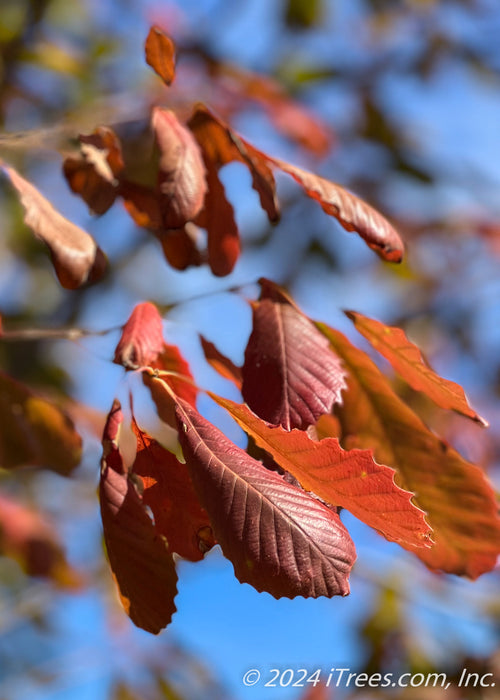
top-left (99, 400), bottom-right (178, 634)
top-left (196, 157), bottom-right (240, 276)
top-left (145, 26), bottom-right (176, 86)
top-left (131, 419), bottom-right (215, 561)
top-left (175, 398), bottom-right (356, 598)
top-left (113, 302), bottom-right (165, 370)
top-left (2, 164), bottom-right (107, 289)
top-left (242, 279), bottom-right (346, 430)
top-left (143, 346), bottom-right (197, 428)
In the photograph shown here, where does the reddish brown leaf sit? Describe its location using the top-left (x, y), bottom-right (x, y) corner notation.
top-left (113, 302), bottom-right (165, 370)
top-left (188, 104), bottom-right (280, 223)
top-left (212, 395), bottom-right (432, 549)
top-left (63, 126), bottom-right (124, 215)
top-left (0, 371), bottom-right (82, 475)
top-left (131, 419), bottom-right (215, 561)
top-left (2, 164), bottom-right (107, 289)
top-left (196, 157), bottom-right (240, 276)
top-left (242, 279), bottom-right (346, 430)
top-left (319, 323), bottom-right (500, 579)
top-left (158, 224), bottom-right (203, 270)
top-left (119, 181), bottom-right (162, 231)
top-left (145, 26), bottom-right (176, 86)
top-left (346, 310), bottom-right (488, 426)
top-left (151, 108), bottom-right (207, 229)
top-left (100, 400), bottom-right (178, 634)
top-left (175, 398), bottom-right (356, 598)
top-left (143, 346), bottom-right (197, 427)
top-left (268, 158), bottom-right (404, 262)
top-left (199, 335), bottom-right (242, 389)
top-left (0, 491), bottom-right (81, 588)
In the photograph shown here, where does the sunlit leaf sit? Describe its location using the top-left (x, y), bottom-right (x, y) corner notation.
top-left (212, 395), bottom-right (432, 549)
top-left (0, 491), bottom-right (81, 588)
top-left (158, 224), bottom-right (203, 270)
top-left (242, 279), bottom-right (346, 430)
top-left (319, 324), bottom-right (500, 578)
top-left (0, 371), bottom-right (82, 475)
top-left (175, 398), bottom-right (356, 598)
top-left (2, 163), bottom-right (107, 288)
top-left (113, 302), bottom-right (165, 370)
top-left (99, 400), bottom-right (178, 634)
top-left (145, 26), bottom-right (176, 86)
top-left (152, 108), bottom-right (207, 229)
top-left (346, 310), bottom-right (488, 426)
top-left (199, 335), bottom-right (243, 389)
top-left (268, 158), bottom-right (404, 262)
top-left (131, 419), bottom-right (215, 561)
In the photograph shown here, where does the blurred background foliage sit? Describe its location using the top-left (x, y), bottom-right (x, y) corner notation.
top-left (0, 0), bottom-right (499, 698)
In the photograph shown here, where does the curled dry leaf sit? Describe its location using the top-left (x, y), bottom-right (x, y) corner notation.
top-left (151, 107), bottom-right (207, 229)
top-left (267, 158), bottom-right (404, 263)
top-left (63, 126), bottom-right (124, 215)
top-left (0, 491), bottom-right (81, 588)
top-left (99, 400), bottom-right (178, 634)
top-left (131, 419), bottom-right (215, 561)
top-left (113, 301), bottom-right (165, 370)
top-left (175, 398), bottom-right (356, 599)
top-left (145, 25), bottom-right (176, 86)
top-left (0, 371), bottom-right (82, 475)
top-left (212, 395), bottom-right (432, 549)
top-left (242, 279), bottom-right (346, 430)
top-left (2, 163), bottom-right (106, 289)
top-left (346, 310), bottom-right (488, 426)
top-left (319, 323), bottom-right (500, 579)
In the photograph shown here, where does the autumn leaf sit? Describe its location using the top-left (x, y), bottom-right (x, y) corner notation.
top-left (145, 26), bottom-right (176, 86)
top-left (63, 126), bottom-right (124, 215)
top-left (113, 302), bottom-right (165, 370)
top-left (242, 279), bottom-right (346, 430)
top-left (211, 395), bottom-right (432, 549)
top-left (0, 371), bottom-right (82, 475)
top-left (188, 103), bottom-right (280, 223)
top-left (175, 398), bottom-right (356, 598)
top-left (131, 419), bottom-right (215, 561)
top-left (346, 310), bottom-right (488, 426)
top-left (199, 335), bottom-right (243, 389)
top-left (158, 224), bottom-right (203, 270)
top-left (99, 400), bottom-right (178, 634)
top-left (151, 108), bottom-right (207, 229)
top-left (267, 158), bottom-right (404, 262)
top-left (2, 163), bottom-right (107, 289)
top-left (196, 156), bottom-right (240, 276)
top-left (318, 323), bottom-right (500, 579)
top-left (0, 491), bottom-right (81, 588)
top-left (143, 346), bottom-right (197, 427)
